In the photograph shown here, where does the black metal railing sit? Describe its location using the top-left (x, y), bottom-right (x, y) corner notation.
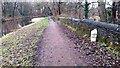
top-left (58, 17), bottom-right (120, 45)
top-left (59, 17), bottom-right (120, 34)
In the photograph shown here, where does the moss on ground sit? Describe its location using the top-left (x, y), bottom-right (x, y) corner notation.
top-left (0, 17), bottom-right (48, 66)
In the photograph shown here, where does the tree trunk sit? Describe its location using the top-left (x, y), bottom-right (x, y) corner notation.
top-left (118, 1), bottom-right (120, 19)
top-left (98, 2), bottom-right (107, 22)
top-left (58, 2), bottom-right (61, 15)
top-left (74, 3), bottom-right (77, 18)
top-left (13, 2), bottom-right (17, 17)
top-left (0, 2), bottom-right (2, 37)
top-left (112, 2), bottom-right (117, 23)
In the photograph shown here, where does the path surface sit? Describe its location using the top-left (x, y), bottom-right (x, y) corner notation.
top-left (35, 19), bottom-right (89, 66)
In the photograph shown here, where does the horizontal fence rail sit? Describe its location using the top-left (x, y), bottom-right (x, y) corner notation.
top-left (59, 17), bottom-right (120, 34)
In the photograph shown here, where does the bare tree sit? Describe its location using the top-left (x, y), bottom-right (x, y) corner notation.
top-left (12, 2), bottom-right (17, 18)
top-left (112, 2), bottom-right (117, 23)
top-left (98, 2), bottom-right (107, 22)
top-left (118, 1), bottom-right (120, 19)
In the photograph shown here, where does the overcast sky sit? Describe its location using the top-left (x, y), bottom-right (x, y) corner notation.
top-left (2, 0), bottom-right (117, 8)
top-left (87, 0), bottom-right (113, 8)
top-left (2, 0), bottom-right (115, 2)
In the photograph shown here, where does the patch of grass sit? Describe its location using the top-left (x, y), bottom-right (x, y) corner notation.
top-left (97, 36), bottom-right (120, 59)
top-left (63, 22), bottom-right (89, 38)
top-left (64, 24), bottom-right (77, 31)
top-left (76, 29), bottom-right (89, 38)
top-left (107, 45), bottom-right (120, 55)
top-left (1, 17), bottom-right (48, 66)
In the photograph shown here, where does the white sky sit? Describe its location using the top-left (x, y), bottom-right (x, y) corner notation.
top-left (2, 0), bottom-right (114, 8)
top-left (2, 0), bottom-right (114, 2)
top-left (84, 0), bottom-right (113, 8)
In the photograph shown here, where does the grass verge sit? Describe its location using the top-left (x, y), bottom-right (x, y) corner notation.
top-left (0, 17), bottom-right (48, 66)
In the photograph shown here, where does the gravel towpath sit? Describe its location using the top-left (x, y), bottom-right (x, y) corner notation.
top-left (34, 19), bottom-right (90, 66)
